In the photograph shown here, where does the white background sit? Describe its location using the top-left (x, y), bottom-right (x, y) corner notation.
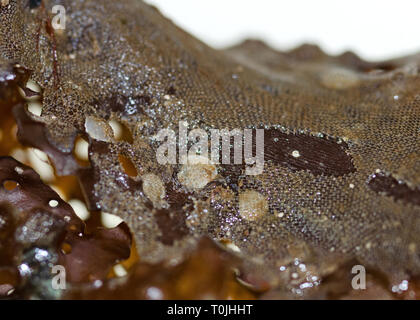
top-left (144, 0), bottom-right (420, 61)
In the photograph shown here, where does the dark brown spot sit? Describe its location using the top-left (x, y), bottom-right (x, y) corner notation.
top-left (89, 140), bottom-right (109, 155)
top-left (154, 208), bottom-right (189, 246)
top-left (165, 181), bottom-right (193, 211)
top-left (264, 129), bottom-right (355, 176)
top-left (217, 129), bottom-right (355, 189)
top-left (367, 172), bottom-right (420, 206)
top-left (153, 180), bottom-right (193, 245)
top-left (101, 95), bottom-right (129, 113)
top-left (167, 86), bottom-right (176, 95)
top-left (98, 94), bottom-right (151, 116)
top-left (29, 0), bottom-right (42, 9)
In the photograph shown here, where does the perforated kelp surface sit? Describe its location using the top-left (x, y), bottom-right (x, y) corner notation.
top-left (1, 0), bottom-right (420, 299)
